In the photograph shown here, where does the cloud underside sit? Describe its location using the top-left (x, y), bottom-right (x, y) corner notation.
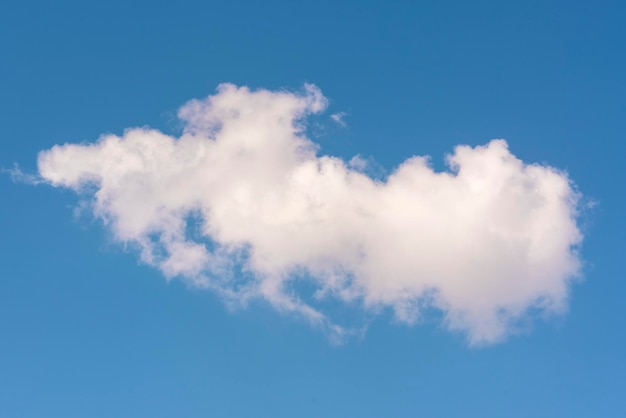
top-left (38, 84), bottom-right (582, 345)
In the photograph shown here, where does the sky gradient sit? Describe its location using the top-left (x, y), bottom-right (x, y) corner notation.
top-left (1, 0), bottom-right (625, 417)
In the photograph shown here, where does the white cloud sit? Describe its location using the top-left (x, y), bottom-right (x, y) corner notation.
top-left (3, 163), bottom-right (44, 185)
top-left (330, 111), bottom-right (347, 126)
top-left (37, 83), bottom-right (583, 345)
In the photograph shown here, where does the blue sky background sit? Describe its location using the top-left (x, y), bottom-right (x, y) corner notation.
top-left (1, 0), bottom-right (625, 416)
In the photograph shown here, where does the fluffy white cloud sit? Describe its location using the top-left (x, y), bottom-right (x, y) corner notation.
top-left (38, 83), bottom-right (583, 345)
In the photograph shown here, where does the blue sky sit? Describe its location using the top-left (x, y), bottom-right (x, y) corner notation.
top-left (1, 0), bottom-right (625, 416)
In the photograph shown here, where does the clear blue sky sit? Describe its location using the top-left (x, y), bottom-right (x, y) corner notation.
top-left (1, 0), bottom-right (625, 416)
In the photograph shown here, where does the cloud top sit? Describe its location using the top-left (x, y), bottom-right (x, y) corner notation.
top-left (38, 83), bottom-right (583, 345)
